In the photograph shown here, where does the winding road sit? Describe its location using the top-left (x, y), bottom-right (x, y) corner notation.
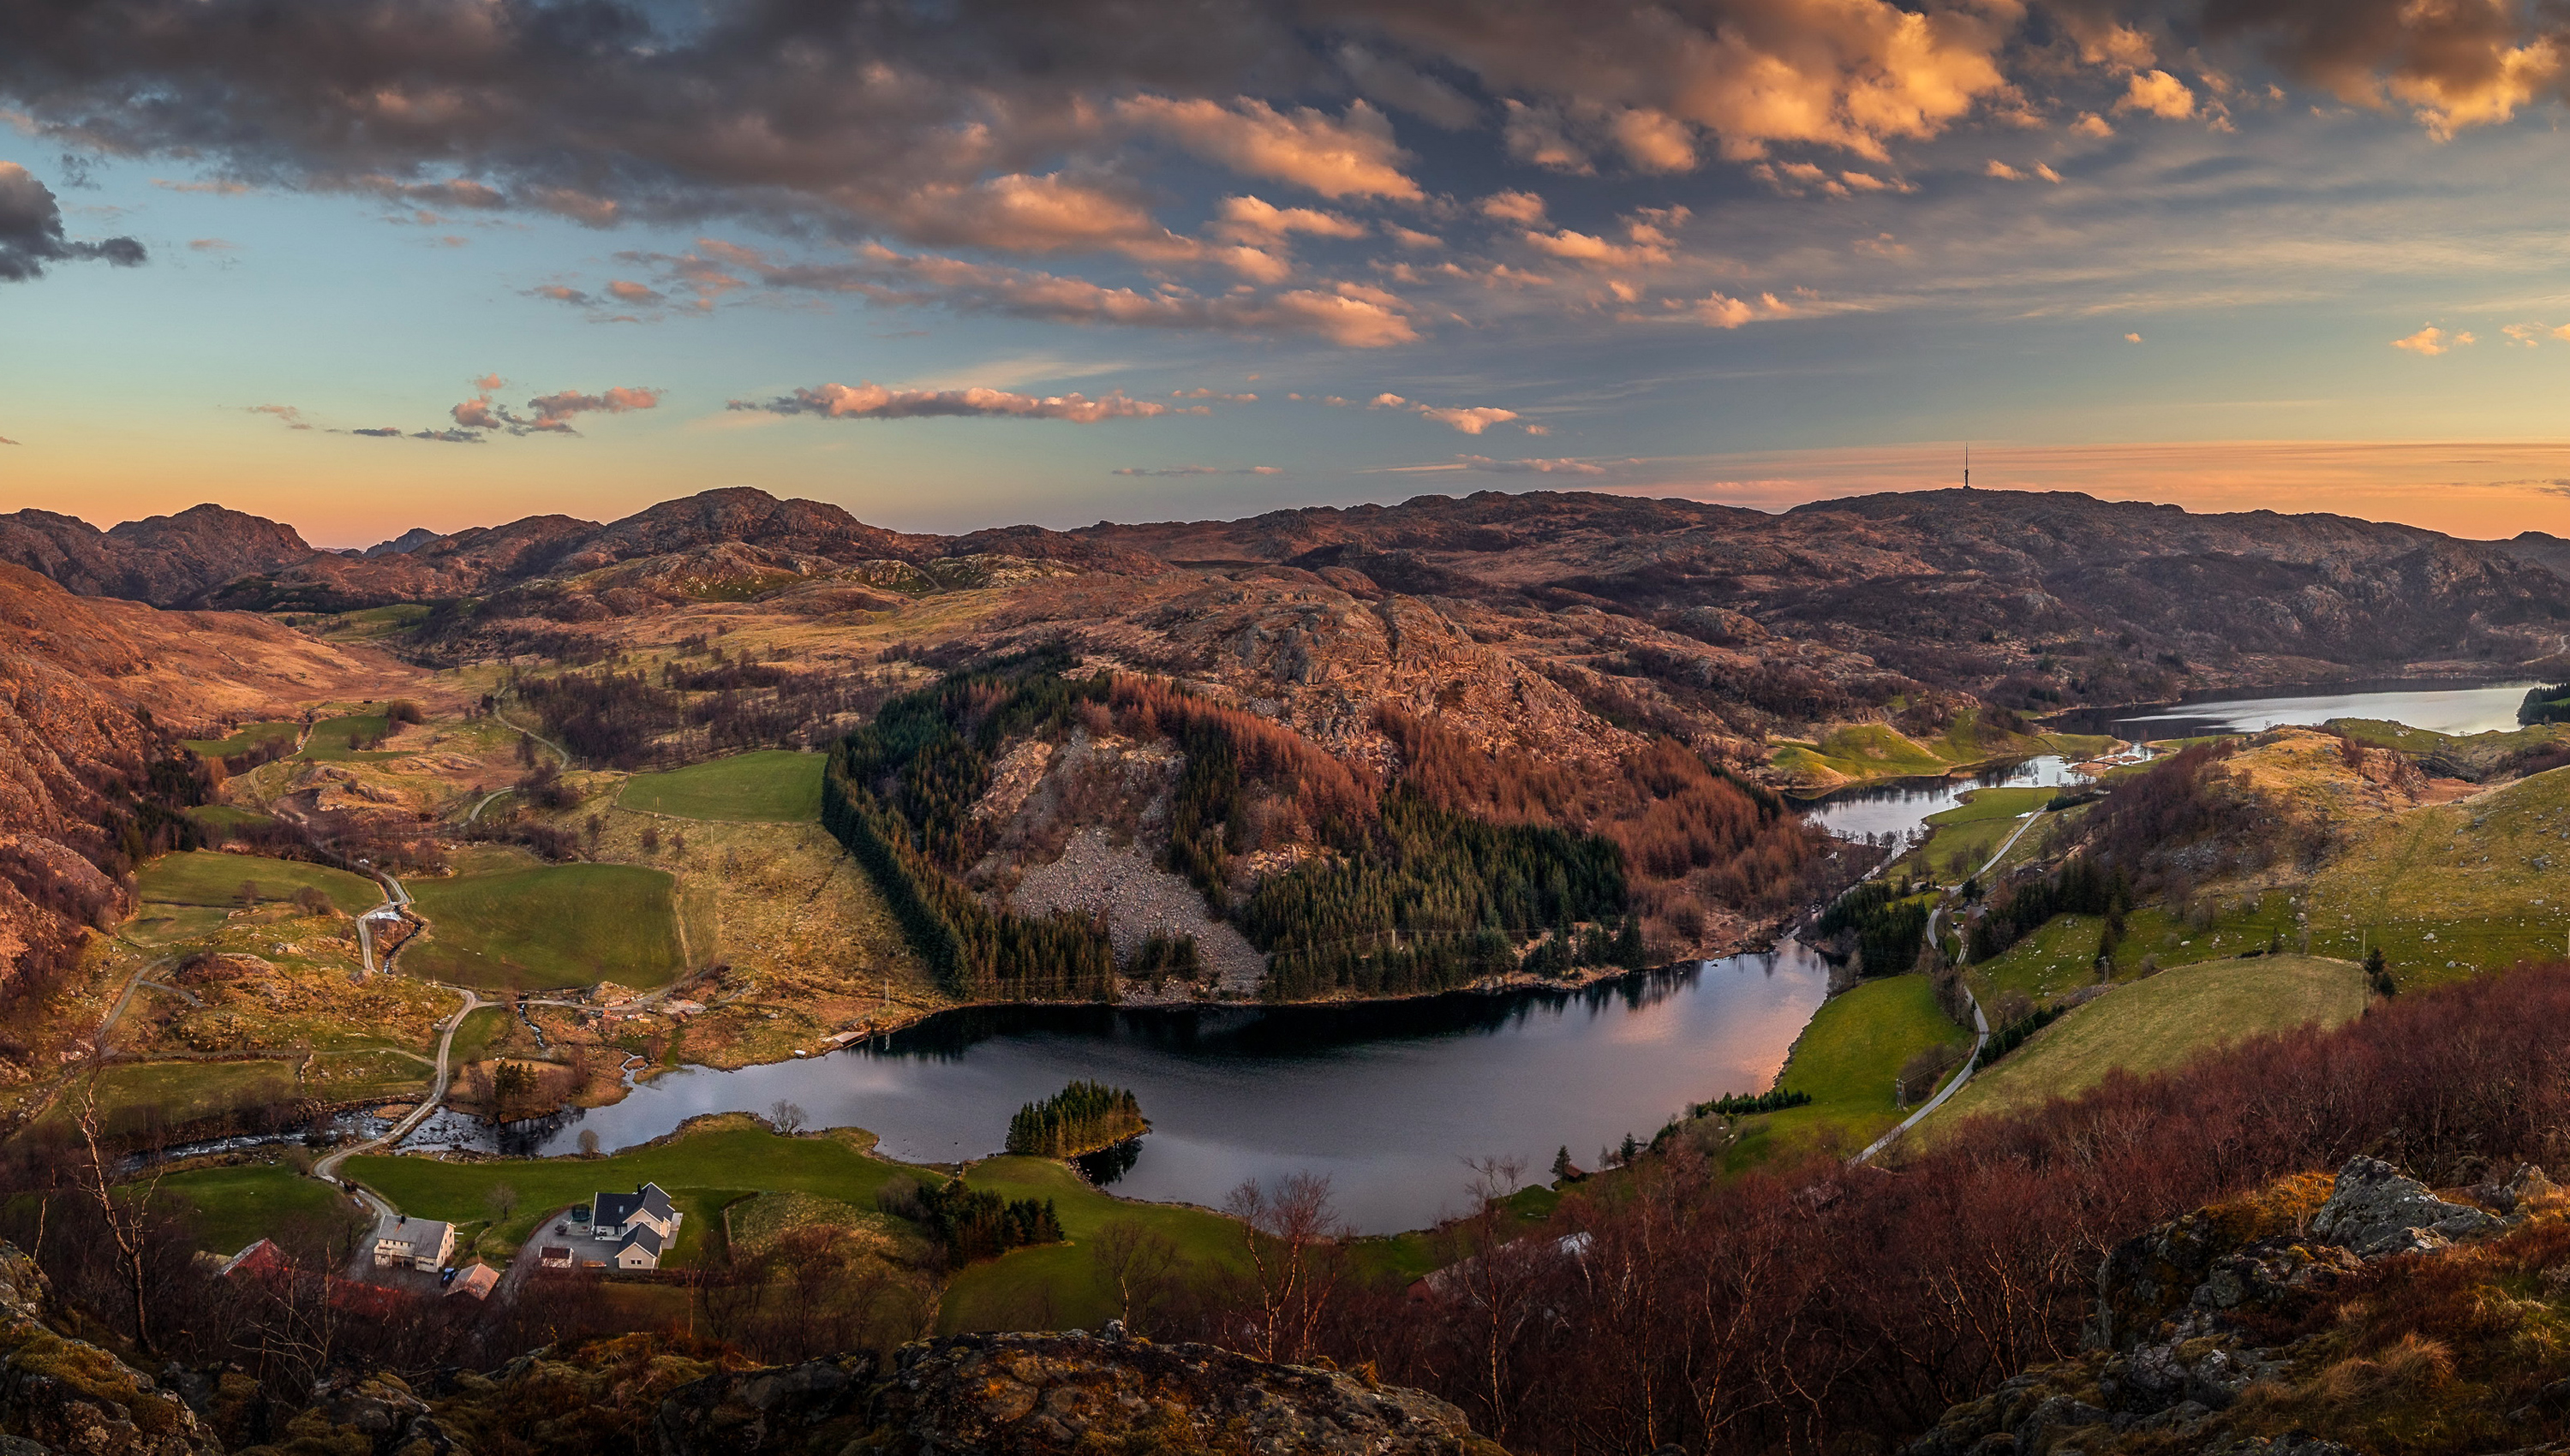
top-left (1850, 804), bottom-right (2052, 1166)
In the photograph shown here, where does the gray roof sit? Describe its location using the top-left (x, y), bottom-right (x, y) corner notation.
top-left (618, 1222), bottom-right (665, 1256)
top-left (379, 1219), bottom-right (450, 1251)
top-left (594, 1182), bottom-right (675, 1227)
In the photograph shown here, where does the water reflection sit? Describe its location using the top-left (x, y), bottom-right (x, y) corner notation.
top-left (2049, 680), bottom-right (2538, 741)
top-left (1797, 754), bottom-right (2091, 843)
top-left (404, 943), bottom-right (1832, 1233)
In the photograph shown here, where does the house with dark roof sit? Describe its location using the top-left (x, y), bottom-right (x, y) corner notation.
top-left (588, 1181), bottom-right (680, 1269)
top-left (373, 1214), bottom-right (454, 1272)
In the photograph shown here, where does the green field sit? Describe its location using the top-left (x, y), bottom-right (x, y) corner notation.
top-left (1927, 954), bottom-right (2366, 1136)
top-left (1772, 712), bottom-right (2115, 788)
top-left (157, 1164), bottom-right (368, 1255)
top-left (937, 1156), bottom-right (1246, 1334)
top-left (344, 1122), bottom-right (920, 1263)
top-left (135, 851), bottom-right (380, 914)
top-left (403, 863), bottom-right (684, 990)
top-left (1723, 974), bottom-right (1971, 1169)
top-left (448, 1005), bottom-right (511, 1065)
top-left (2299, 766), bottom-right (2570, 987)
top-left (1969, 912), bottom-right (2110, 1005)
top-left (619, 750), bottom-right (826, 822)
top-left (50, 1059), bottom-right (302, 1138)
top-left (182, 721), bottom-right (300, 758)
top-left (296, 713), bottom-right (403, 761)
top-left (1895, 786), bottom-right (2056, 880)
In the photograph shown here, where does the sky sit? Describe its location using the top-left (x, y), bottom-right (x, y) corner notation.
top-left (13, 0), bottom-right (2570, 546)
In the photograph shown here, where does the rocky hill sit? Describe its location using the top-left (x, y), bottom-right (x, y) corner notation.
top-left (0, 564), bottom-right (411, 994)
top-left (16, 485), bottom-right (2570, 775)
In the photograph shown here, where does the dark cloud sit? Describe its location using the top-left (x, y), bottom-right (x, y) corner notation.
top-left (347, 427), bottom-right (404, 437)
top-left (0, 162), bottom-right (144, 281)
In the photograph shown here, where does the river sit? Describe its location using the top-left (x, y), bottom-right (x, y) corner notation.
top-left (399, 680), bottom-right (2527, 1233)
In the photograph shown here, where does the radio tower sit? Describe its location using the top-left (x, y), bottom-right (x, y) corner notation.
top-left (1963, 442), bottom-right (1972, 489)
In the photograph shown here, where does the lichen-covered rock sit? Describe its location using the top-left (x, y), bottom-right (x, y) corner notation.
top-left (0, 1245), bottom-right (218, 1455)
top-left (2307, 1155), bottom-right (2495, 1257)
top-left (2472, 1162), bottom-right (2561, 1217)
top-left (653, 1332), bottom-right (1505, 1456)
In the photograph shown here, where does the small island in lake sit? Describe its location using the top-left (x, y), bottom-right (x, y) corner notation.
top-left (1007, 1079), bottom-right (1149, 1158)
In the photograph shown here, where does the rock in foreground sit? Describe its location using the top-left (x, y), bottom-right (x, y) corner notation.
top-left (655, 1330), bottom-right (1506, 1456)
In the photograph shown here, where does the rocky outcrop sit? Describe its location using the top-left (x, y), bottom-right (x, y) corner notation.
top-left (0, 1244), bottom-right (218, 1455)
top-left (650, 1331), bottom-right (1504, 1456)
top-left (1910, 1156), bottom-right (2560, 1456)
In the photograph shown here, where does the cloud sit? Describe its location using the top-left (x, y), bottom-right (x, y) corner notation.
top-left (1454, 455), bottom-right (1605, 474)
top-left (1370, 391), bottom-right (1523, 434)
top-left (151, 177), bottom-right (251, 195)
top-left (2392, 325), bottom-right (2473, 355)
top-left (633, 241), bottom-right (1420, 348)
top-left (1173, 388), bottom-right (1258, 403)
top-left (1682, 289), bottom-right (1797, 328)
top-left (0, 434), bottom-right (17, 445)
top-left (246, 403), bottom-right (310, 430)
top-left (2116, 70), bottom-right (2198, 120)
top-left (1117, 96), bottom-right (1419, 200)
top-left (444, 379), bottom-right (660, 435)
top-left (348, 427), bottom-right (403, 438)
top-left (2124, 331), bottom-right (2143, 343)
top-left (188, 237), bottom-right (240, 253)
top-left (1986, 159), bottom-right (2024, 181)
top-left (2071, 112), bottom-right (2116, 138)
top-left (1112, 463), bottom-right (1284, 475)
top-left (0, 164), bottom-right (145, 282)
top-left (605, 279), bottom-right (665, 305)
top-left (732, 383), bottom-right (1192, 423)
top-left (1478, 191), bottom-right (1549, 226)
top-left (2505, 323), bottom-right (2543, 348)
top-left (1209, 195), bottom-right (1366, 243)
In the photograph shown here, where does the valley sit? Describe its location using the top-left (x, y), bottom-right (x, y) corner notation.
top-left (8, 486), bottom-right (2570, 1454)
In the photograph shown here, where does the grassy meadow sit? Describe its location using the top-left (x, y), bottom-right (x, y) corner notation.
top-left (1927, 954), bottom-right (2366, 1137)
top-left (1722, 973), bottom-right (1970, 1170)
top-left (136, 851), bottom-right (381, 915)
top-left (402, 863), bottom-right (684, 990)
top-left (619, 750), bottom-right (824, 823)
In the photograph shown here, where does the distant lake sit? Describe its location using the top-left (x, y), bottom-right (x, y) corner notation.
top-left (403, 944), bottom-right (1833, 1233)
top-left (2050, 679), bottom-right (2540, 741)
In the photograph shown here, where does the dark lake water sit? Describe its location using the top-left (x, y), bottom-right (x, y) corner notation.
top-left (406, 943), bottom-right (1832, 1233)
top-left (397, 681), bottom-right (2533, 1232)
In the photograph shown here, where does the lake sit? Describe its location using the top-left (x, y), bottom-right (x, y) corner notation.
top-left (404, 942), bottom-right (1832, 1233)
top-left (2052, 679), bottom-right (2539, 741)
top-left (402, 679), bottom-right (2528, 1232)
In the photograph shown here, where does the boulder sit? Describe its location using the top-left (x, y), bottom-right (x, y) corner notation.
top-left (2307, 1156), bottom-right (2495, 1258)
top-left (652, 1333), bottom-right (1504, 1456)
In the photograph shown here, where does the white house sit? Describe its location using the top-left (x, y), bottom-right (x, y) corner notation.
top-left (589, 1182), bottom-right (681, 1270)
top-left (373, 1215), bottom-right (453, 1272)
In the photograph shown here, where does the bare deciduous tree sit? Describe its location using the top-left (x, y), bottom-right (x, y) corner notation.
top-left (1223, 1172), bottom-right (1347, 1364)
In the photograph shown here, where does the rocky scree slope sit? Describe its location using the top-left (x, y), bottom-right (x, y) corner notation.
top-left (1907, 1155), bottom-right (2569, 1456)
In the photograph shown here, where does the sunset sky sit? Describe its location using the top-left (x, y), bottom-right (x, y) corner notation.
top-left (13, 0), bottom-right (2570, 546)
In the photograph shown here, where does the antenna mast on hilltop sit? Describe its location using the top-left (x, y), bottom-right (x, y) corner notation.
top-left (1963, 442), bottom-right (1972, 489)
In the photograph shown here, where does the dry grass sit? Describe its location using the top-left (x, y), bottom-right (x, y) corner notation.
top-left (1927, 954), bottom-right (2367, 1135)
